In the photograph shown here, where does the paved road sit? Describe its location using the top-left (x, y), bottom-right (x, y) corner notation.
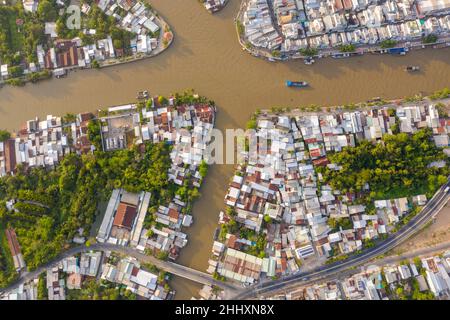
top-left (268, 239), bottom-right (450, 298)
top-left (233, 180), bottom-right (450, 299)
top-left (2, 182), bottom-right (449, 300)
top-left (0, 243), bottom-right (240, 297)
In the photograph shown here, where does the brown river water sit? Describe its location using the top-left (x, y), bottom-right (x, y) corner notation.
top-left (0, 0), bottom-right (449, 299)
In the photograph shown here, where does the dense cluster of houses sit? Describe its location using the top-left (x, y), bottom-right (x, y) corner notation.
top-left (0, 112), bottom-right (94, 178)
top-left (1, 251), bottom-right (174, 300)
top-left (0, 278), bottom-right (39, 300)
top-left (0, 0), bottom-right (162, 82)
top-left (241, 0), bottom-right (450, 53)
top-left (1, 95), bottom-right (215, 281)
top-left (96, 98), bottom-right (216, 260)
top-left (100, 254), bottom-right (172, 299)
top-left (0, 113), bottom-right (94, 177)
top-left (266, 251), bottom-right (450, 299)
top-left (208, 101), bottom-right (450, 285)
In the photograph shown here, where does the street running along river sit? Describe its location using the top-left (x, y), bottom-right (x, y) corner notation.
top-left (0, 0), bottom-right (449, 299)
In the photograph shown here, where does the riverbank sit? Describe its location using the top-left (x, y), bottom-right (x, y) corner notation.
top-left (236, 0), bottom-right (450, 63)
top-left (206, 90), bottom-right (450, 288)
top-left (0, 1), bottom-right (173, 89)
top-left (96, 16), bottom-right (174, 69)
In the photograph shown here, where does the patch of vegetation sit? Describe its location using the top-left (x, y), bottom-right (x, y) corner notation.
top-left (327, 217), bottom-right (353, 231)
top-left (27, 70), bottom-right (52, 83)
top-left (380, 39), bottom-right (398, 49)
top-left (317, 128), bottom-right (450, 203)
top-left (429, 88), bottom-right (450, 101)
top-left (199, 160), bottom-right (208, 178)
top-left (246, 119), bottom-right (257, 130)
top-left (0, 130), bottom-right (11, 142)
top-left (299, 47), bottom-right (318, 57)
top-left (37, 272), bottom-right (48, 300)
top-left (339, 44), bottom-right (356, 53)
top-left (236, 20), bottom-right (244, 36)
top-left (422, 34), bottom-right (438, 44)
top-left (271, 50), bottom-right (280, 58)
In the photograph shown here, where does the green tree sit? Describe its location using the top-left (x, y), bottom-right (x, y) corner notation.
top-left (422, 34), bottom-right (438, 44)
top-left (0, 130), bottom-right (10, 142)
top-left (8, 65), bottom-right (23, 78)
top-left (299, 47), bottom-right (318, 57)
top-left (339, 44), bottom-right (356, 52)
top-left (157, 96), bottom-right (168, 106)
top-left (199, 160), bottom-right (208, 178)
top-left (37, 0), bottom-right (58, 22)
top-left (91, 59), bottom-right (100, 69)
top-left (246, 119), bottom-right (257, 130)
top-left (37, 273), bottom-right (48, 300)
top-left (380, 39), bottom-right (397, 49)
top-left (113, 39), bottom-right (123, 49)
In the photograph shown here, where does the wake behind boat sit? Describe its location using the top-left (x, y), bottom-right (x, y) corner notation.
top-left (286, 80), bottom-right (309, 88)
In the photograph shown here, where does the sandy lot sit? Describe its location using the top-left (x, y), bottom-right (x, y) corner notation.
top-left (393, 200), bottom-right (450, 254)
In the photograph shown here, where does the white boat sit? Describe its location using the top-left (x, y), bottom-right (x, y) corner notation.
top-left (304, 57), bottom-right (315, 65)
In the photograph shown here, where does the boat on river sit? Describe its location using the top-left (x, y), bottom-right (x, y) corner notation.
top-left (405, 65), bottom-right (420, 72)
top-left (286, 81), bottom-right (309, 88)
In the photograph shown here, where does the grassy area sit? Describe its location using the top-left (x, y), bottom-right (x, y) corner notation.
top-left (0, 7), bottom-right (25, 63)
top-left (7, 14), bottom-right (24, 52)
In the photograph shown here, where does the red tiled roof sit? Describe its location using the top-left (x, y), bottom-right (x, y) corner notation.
top-left (131, 266), bottom-right (139, 277)
top-left (168, 208), bottom-right (179, 221)
top-left (312, 157), bottom-right (330, 167)
top-left (113, 203), bottom-right (137, 230)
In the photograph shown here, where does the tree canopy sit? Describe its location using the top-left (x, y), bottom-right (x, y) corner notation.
top-left (317, 128), bottom-right (449, 202)
top-left (0, 130), bottom-right (11, 142)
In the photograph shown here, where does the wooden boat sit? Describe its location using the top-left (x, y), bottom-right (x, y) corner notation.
top-left (405, 65), bottom-right (420, 72)
top-left (286, 81), bottom-right (308, 88)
